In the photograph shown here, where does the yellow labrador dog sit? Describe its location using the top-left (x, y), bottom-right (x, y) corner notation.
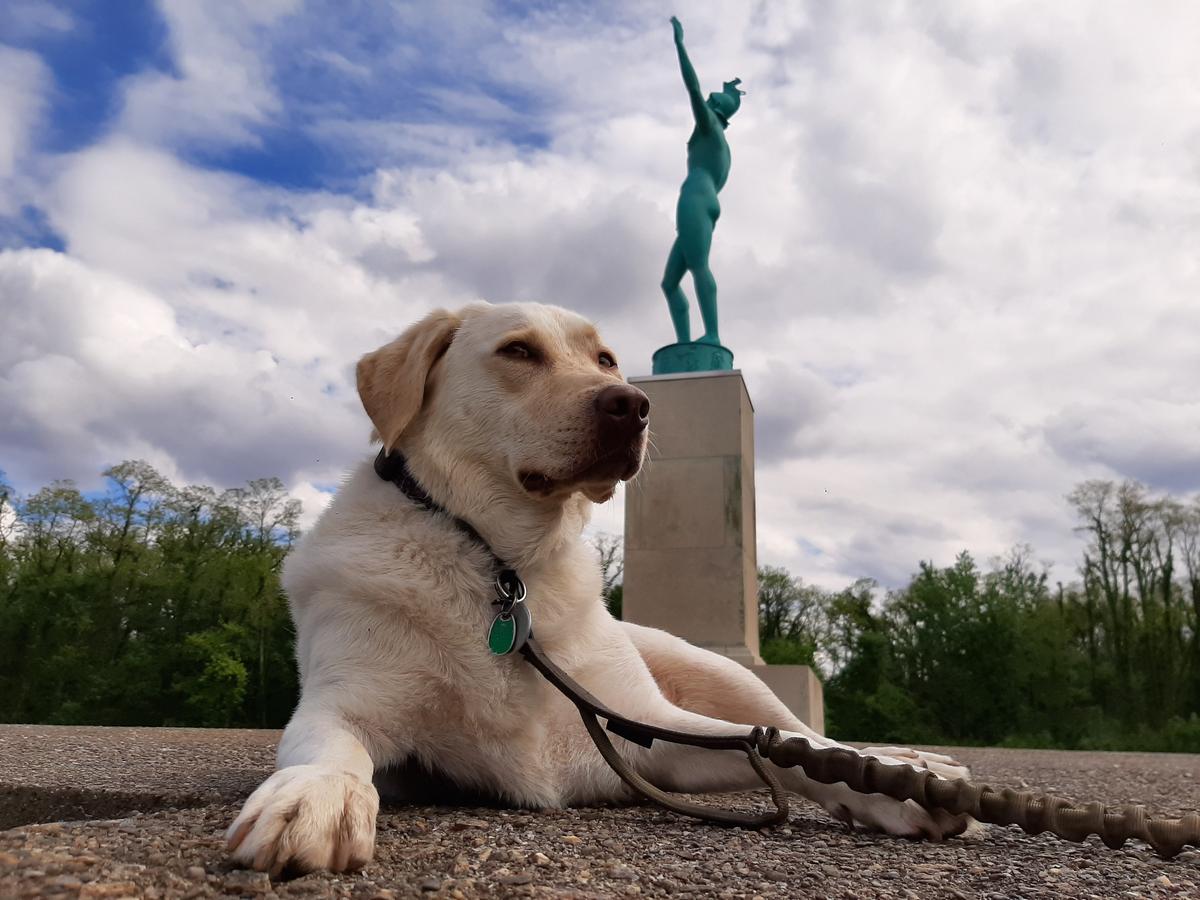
top-left (226, 302), bottom-right (971, 875)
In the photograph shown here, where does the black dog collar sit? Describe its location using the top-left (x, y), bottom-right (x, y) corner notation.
top-left (373, 448), bottom-right (529, 652)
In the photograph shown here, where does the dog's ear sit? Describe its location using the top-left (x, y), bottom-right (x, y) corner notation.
top-left (356, 309), bottom-right (462, 451)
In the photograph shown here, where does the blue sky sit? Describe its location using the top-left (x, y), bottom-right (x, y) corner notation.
top-left (1, 0), bottom-right (564, 199)
top-left (5, 3), bottom-right (168, 154)
top-left (2, 1), bottom-right (1200, 588)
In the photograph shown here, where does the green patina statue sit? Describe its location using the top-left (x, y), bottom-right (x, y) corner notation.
top-left (653, 15), bottom-right (744, 376)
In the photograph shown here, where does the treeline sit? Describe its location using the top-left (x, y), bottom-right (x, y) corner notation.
top-left (0, 462), bottom-right (300, 728)
top-left (756, 480), bottom-right (1200, 752)
top-left (3, 462), bottom-right (1199, 751)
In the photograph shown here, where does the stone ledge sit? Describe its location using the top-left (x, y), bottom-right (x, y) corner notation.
top-left (0, 724), bottom-right (278, 829)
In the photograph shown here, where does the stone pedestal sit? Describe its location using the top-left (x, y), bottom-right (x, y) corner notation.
top-left (622, 370), bottom-right (825, 729)
top-left (752, 664), bottom-right (825, 735)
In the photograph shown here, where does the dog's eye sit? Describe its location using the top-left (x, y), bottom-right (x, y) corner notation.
top-left (598, 352), bottom-right (617, 369)
top-left (499, 341), bottom-right (535, 360)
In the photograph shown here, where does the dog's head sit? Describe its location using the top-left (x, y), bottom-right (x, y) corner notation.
top-left (356, 303), bottom-right (649, 504)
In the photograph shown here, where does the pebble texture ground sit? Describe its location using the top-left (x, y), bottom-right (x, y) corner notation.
top-left (1, 725), bottom-right (1197, 898)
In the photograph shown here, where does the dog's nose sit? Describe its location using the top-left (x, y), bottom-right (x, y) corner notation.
top-left (595, 384), bottom-right (650, 438)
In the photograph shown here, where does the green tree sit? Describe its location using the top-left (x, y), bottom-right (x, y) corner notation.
top-left (0, 461), bottom-right (301, 728)
top-left (592, 532), bottom-right (624, 619)
top-left (822, 578), bottom-right (922, 742)
top-left (3, 465), bottom-right (1197, 750)
top-left (757, 566), bottom-right (824, 670)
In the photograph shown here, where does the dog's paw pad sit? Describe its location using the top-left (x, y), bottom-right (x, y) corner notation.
top-left (227, 764), bottom-right (379, 876)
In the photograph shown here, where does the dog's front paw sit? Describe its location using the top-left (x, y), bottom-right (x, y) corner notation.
top-left (859, 746), bottom-right (971, 782)
top-left (226, 764), bottom-right (379, 876)
top-left (814, 782), bottom-right (975, 841)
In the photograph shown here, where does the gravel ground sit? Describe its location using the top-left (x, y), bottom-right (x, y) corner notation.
top-left (0, 726), bottom-right (277, 829)
top-left (1, 726), bottom-right (1197, 898)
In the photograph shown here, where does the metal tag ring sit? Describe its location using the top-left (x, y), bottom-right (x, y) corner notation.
top-left (495, 569), bottom-right (527, 603)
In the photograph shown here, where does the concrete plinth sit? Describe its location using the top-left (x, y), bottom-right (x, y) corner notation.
top-left (623, 371), bottom-right (762, 666)
top-left (752, 663), bottom-right (825, 734)
top-left (622, 370), bottom-right (825, 728)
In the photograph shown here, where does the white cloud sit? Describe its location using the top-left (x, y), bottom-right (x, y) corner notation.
top-left (117, 0), bottom-right (298, 149)
top-left (2, 2), bottom-right (73, 40)
top-left (0, 45), bottom-right (49, 204)
top-left (4, 1), bottom-right (1200, 591)
top-left (0, 247), bottom-right (366, 505)
top-left (287, 480), bottom-right (335, 530)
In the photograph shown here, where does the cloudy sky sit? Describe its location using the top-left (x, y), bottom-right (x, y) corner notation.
top-left (2, 1), bottom-right (1198, 590)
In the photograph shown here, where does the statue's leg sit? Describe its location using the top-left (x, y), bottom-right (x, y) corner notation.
top-left (679, 213), bottom-right (719, 345)
top-left (660, 238), bottom-right (691, 343)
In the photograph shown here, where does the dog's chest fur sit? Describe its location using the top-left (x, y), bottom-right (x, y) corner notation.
top-left (279, 461), bottom-right (605, 764)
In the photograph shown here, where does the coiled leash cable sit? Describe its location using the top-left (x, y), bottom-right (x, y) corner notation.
top-left (375, 449), bottom-right (1200, 860)
top-left (522, 634), bottom-right (1200, 859)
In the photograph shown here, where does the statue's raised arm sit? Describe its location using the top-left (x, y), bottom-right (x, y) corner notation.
top-left (656, 16), bottom-right (745, 368)
top-left (671, 16), bottom-right (711, 131)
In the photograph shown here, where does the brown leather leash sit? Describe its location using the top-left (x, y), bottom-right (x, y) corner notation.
top-left (519, 635), bottom-right (790, 828)
top-left (375, 449), bottom-right (1200, 859)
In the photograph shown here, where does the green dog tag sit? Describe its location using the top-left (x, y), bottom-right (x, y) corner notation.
top-left (488, 601), bottom-right (532, 655)
top-left (488, 614), bottom-right (516, 654)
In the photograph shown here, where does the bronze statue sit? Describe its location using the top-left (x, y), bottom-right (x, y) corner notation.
top-left (660, 15), bottom-right (744, 350)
